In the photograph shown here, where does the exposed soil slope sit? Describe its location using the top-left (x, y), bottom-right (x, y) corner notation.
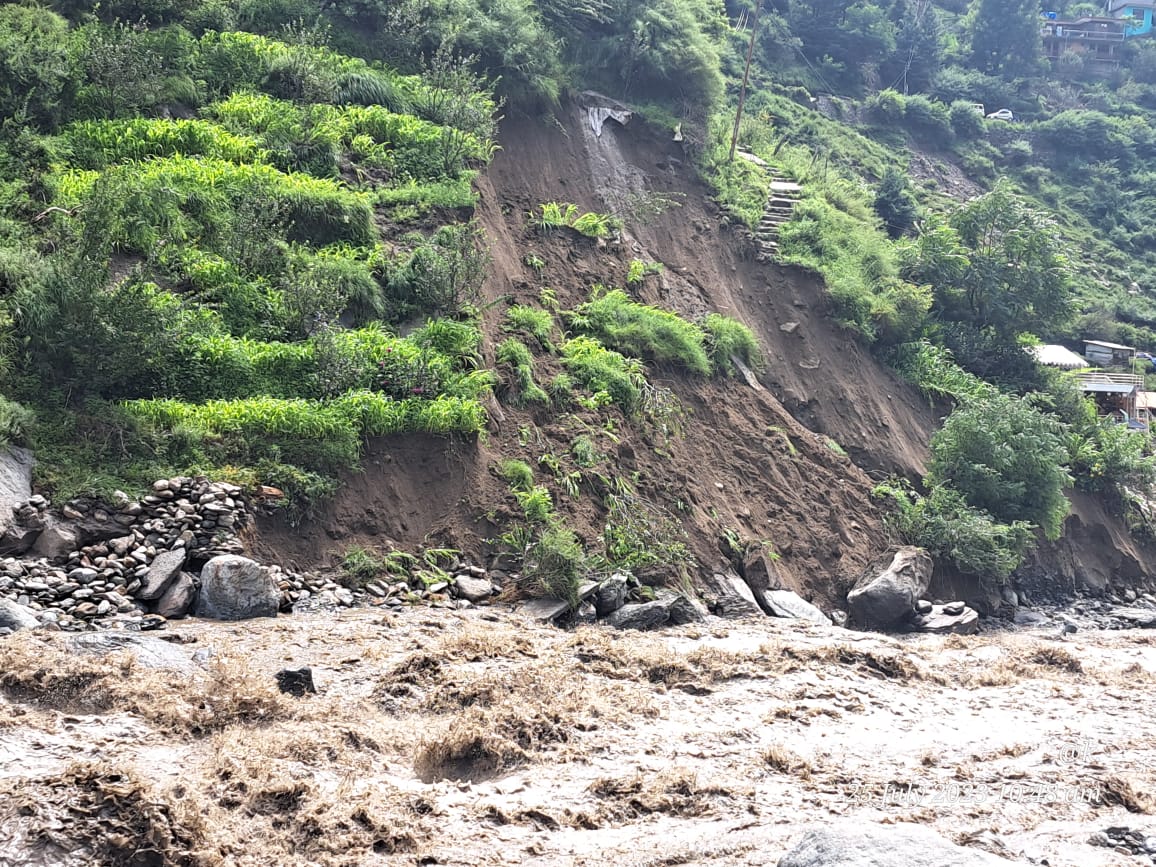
top-left (258, 100), bottom-right (945, 609)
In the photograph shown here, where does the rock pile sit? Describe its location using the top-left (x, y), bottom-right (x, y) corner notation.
top-left (0, 477), bottom-right (315, 633)
top-left (1089, 826), bottom-right (1156, 862)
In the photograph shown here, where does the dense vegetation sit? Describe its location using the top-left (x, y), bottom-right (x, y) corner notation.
top-left (4, 0), bottom-right (1156, 594)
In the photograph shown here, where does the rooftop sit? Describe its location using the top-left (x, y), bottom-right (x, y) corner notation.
top-left (1031, 344), bottom-right (1088, 369)
top-left (1084, 339), bottom-right (1136, 351)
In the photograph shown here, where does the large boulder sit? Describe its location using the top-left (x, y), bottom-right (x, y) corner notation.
top-left (594, 574), bottom-right (629, 617)
top-left (29, 519), bottom-right (79, 564)
top-left (606, 600), bottom-right (671, 631)
top-left (764, 589), bottom-right (831, 625)
top-left (0, 446), bottom-right (33, 536)
top-left (68, 632), bottom-right (198, 672)
top-left (909, 603), bottom-right (980, 635)
top-left (154, 572), bottom-right (197, 619)
top-left (138, 549), bottom-right (186, 601)
top-left (193, 555), bottom-right (279, 621)
top-left (0, 598), bottom-right (40, 631)
top-left (711, 569), bottom-right (761, 618)
top-left (846, 547), bottom-right (933, 631)
top-left (777, 822), bottom-right (1015, 866)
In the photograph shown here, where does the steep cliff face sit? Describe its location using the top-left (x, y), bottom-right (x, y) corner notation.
top-left (255, 98), bottom-right (1156, 609)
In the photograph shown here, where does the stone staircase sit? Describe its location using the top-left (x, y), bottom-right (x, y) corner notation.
top-left (734, 150), bottom-right (803, 261)
top-left (755, 176), bottom-right (802, 261)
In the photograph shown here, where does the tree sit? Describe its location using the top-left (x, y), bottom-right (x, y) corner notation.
top-left (901, 183), bottom-right (1072, 337)
top-left (928, 393), bottom-right (1072, 539)
top-left (966, 0), bottom-right (1043, 78)
top-left (874, 166), bottom-right (918, 238)
top-left (0, 6), bottom-right (74, 129)
top-left (882, 0), bottom-right (943, 93)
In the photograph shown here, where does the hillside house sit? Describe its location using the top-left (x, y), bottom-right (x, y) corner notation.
top-left (1084, 339), bottom-right (1136, 366)
top-left (1042, 16), bottom-right (1127, 70)
top-left (1075, 370), bottom-right (1145, 426)
top-left (1108, 0), bottom-right (1156, 36)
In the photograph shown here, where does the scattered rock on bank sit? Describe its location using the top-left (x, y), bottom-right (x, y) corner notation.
top-left (846, 547), bottom-right (932, 631)
top-left (777, 822), bottom-right (1015, 866)
top-left (0, 597), bottom-right (39, 631)
top-left (764, 589), bottom-right (831, 625)
top-left (194, 555), bottom-right (279, 621)
top-left (909, 602), bottom-right (980, 635)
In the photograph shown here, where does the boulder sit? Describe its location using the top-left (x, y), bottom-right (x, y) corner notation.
top-left (0, 446), bottom-right (33, 535)
top-left (657, 590), bottom-right (706, 625)
top-left (711, 569), bottom-right (761, 618)
top-left (909, 604), bottom-right (980, 635)
top-left (0, 597), bottom-right (40, 631)
top-left (68, 632), bottom-right (197, 672)
top-left (30, 520), bottom-right (79, 563)
top-left (777, 822), bottom-right (1015, 866)
top-left (154, 572), bottom-right (197, 619)
top-left (764, 589), bottom-right (831, 625)
top-left (846, 547), bottom-right (933, 631)
top-left (606, 600), bottom-right (671, 631)
top-left (522, 597), bottom-right (571, 623)
top-left (194, 555), bottom-right (279, 621)
top-left (594, 574), bottom-right (629, 617)
top-left (138, 549), bottom-right (186, 601)
top-left (453, 574), bottom-right (493, 604)
top-left (742, 547), bottom-right (783, 600)
top-left (275, 667), bottom-right (317, 697)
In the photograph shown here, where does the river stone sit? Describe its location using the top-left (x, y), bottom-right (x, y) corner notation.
top-left (194, 555), bottom-right (279, 621)
top-left (606, 600), bottom-right (671, 631)
top-left (909, 604), bottom-right (980, 635)
top-left (522, 597), bottom-right (570, 623)
top-left (30, 521), bottom-right (79, 563)
top-left (764, 589), bottom-right (831, 625)
top-left (154, 571), bottom-right (197, 619)
top-left (846, 547), bottom-right (933, 631)
top-left (777, 822), bottom-right (1015, 866)
top-left (453, 574), bottom-right (493, 603)
top-left (594, 573), bottom-right (629, 617)
top-left (0, 597), bottom-right (40, 631)
top-left (137, 549), bottom-right (186, 600)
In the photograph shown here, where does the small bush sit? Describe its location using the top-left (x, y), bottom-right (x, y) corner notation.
top-left (568, 289), bottom-right (711, 376)
top-left (515, 485), bottom-right (554, 524)
top-left (496, 338), bottom-right (548, 406)
top-left (559, 337), bottom-right (645, 415)
top-left (0, 397), bottom-right (34, 448)
top-left (531, 203), bottom-right (621, 238)
top-left (499, 459), bottom-right (535, 492)
top-left (504, 305), bottom-right (554, 348)
top-left (704, 314), bottom-right (762, 376)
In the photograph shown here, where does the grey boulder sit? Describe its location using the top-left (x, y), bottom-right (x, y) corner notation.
top-left (453, 574), bottom-right (493, 604)
top-left (68, 632), bottom-right (197, 672)
top-left (846, 547), bottom-right (932, 631)
top-left (138, 549), bottom-right (186, 600)
top-left (594, 573), bottom-right (629, 617)
top-left (606, 600), bottom-right (671, 631)
top-left (194, 555), bottom-right (279, 621)
top-left (30, 520), bottom-right (79, 563)
top-left (764, 589), bottom-right (831, 625)
top-left (0, 597), bottom-right (40, 631)
top-left (777, 822), bottom-right (1015, 866)
top-left (909, 603), bottom-right (980, 635)
top-left (154, 571), bottom-right (197, 619)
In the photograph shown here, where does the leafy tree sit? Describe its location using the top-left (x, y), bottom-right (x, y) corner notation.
top-left (928, 392), bottom-right (1072, 539)
top-left (788, 0), bottom-right (896, 88)
top-left (874, 166), bottom-right (917, 238)
top-left (966, 0), bottom-right (1043, 78)
top-left (901, 183), bottom-right (1072, 338)
top-left (0, 6), bottom-right (75, 129)
top-left (881, 0), bottom-right (943, 94)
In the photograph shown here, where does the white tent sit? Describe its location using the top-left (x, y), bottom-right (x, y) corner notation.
top-left (1031, 344), bottom-right (1089, 370)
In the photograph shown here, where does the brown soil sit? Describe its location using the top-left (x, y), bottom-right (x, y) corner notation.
top-left (255, 101), bottom-right (942, 610)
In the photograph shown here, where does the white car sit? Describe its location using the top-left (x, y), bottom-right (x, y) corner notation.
top-left (986, 108), bottom-right (1014, 121)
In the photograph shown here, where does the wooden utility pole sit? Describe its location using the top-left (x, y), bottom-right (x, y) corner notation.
top-left (729, 0), bottom-right (761, 163)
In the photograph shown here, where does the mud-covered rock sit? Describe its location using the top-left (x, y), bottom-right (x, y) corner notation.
top-left (909, 604), bottom-right (980, 635)
top-left (764, 589), bottom-right (830, 625)
top-left (777, 822), bottom-right (1015, 866)
top-left (847, 547), bottom-right (933, 631)
top-left (68, 632), bottom-right (197, 671)
top-left (606, 600), bottom-right (671, 631)
top-left (594, 574), bottom-right (629, 617)
top-left (194, 555), bottom-right (278, 621)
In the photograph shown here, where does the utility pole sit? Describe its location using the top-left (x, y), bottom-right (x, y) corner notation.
top-left (729, 0), bottom-right (761, 163)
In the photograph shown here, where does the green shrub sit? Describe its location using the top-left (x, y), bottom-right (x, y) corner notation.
top-left (704, 314), bottom-right (762, 376)
top-left (559, 337), bottom-right (645, 415)
top-left (949, 100), bottom-right (985, 139)
top-left (499, 458), bottom-right (535, 492)
top-left (496, 338), bottom-right (548, 406)
top-left (928, 393), bottom-right (1072, 540)
top-left (504, 305), bottom-right (554, 348)
top-left (892, 340), bottom-right (995, 403)
top-left (873, 481), bottom-right (1034, 580)
top-left (568, 289), bottom-right (711, 376)
top-left (531, 203), bottom-right (621, 238)
top-left (515, 484), bottom-right (554, 524)
top-left (64, 118), bottom-right (266, 169)
top-left (0, 397), bottom-right (34, 448)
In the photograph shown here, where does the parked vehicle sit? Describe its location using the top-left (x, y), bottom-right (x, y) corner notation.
top-left (970, 103), bottom-right (985, 115)
top-left (986, 108), bottom-right (1014, 121)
